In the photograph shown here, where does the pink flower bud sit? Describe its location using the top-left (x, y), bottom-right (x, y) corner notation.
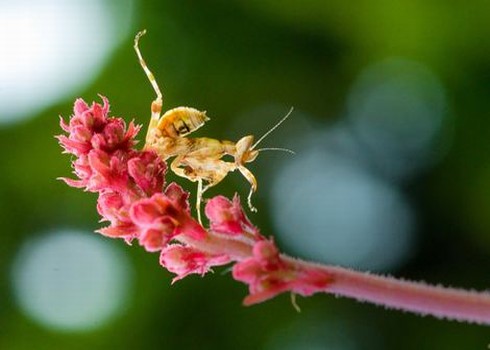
top-left (130, 193), bottom-right (206, 249)
top-left (130, 195), bottom-right (173, 228)
top-left (253, 239), bottom-right (279, 260)
top-left (56, 132), bottom-right (92, 156)
top-left (127, 151), bottom-right (166, 196)
top-left (252, 239), bottom-right (282, 270)
top-left (97, 191), bottom-right (126, 224)
top-left (86, 149), bottom-right (130, 192)
top-left (205, 195), bottom-right (257, 235)
top-left (84, 97), bottom-right (109, 129)
top-left (139, 222), bottom-right (174, 252)
top-left (233, 240), bottom-right (332, 305)
top-left (163, 182), bottom-right (190, 212)
top-left (160, 244), bottom-right (230, 282)
top-left (73, 98), bottom-right (89, 115)
top-left (97, 223), bottom-right (138, 239)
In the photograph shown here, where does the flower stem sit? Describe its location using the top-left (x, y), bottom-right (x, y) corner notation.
top-left (178, 231), bottom-right (253, 259)
top-left (289, 258), bottom-right (490, 325)
top-left (180, 229), bottom-right (490, 324)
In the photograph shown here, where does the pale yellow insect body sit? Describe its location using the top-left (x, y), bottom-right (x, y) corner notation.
top-left (135, 30), bottom-right (291, 223)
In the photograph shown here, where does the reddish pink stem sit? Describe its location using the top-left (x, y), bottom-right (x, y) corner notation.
top-left (182, 230), bottom-right (490, 324)
top-left (290, 258), bottom-right (490, 325)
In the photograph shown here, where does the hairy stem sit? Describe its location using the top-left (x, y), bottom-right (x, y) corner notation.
top-left (180, 228), bottom-right (490, 324)
top-left (178, 231), bottom-right (253, 259)
top-left (289, 258), bottom-right (490, 325)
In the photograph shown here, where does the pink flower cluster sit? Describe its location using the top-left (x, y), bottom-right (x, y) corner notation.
top-left (58, 97), bottom-right (332, 305)
top-left (57, 97), bottom-right (205, 248)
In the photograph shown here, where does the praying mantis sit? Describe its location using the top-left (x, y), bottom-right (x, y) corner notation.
top-left (134, 30), bottom-right (293, 223)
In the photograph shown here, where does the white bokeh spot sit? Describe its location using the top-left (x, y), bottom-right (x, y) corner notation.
top-left (270, 137), bottom-right (414, 271)
top-left (11, 229), bottom-right (133, 332)
top-left (0, 0), bottom-right (134, 125)
top-left (347, 58), bottom-right (447, 180)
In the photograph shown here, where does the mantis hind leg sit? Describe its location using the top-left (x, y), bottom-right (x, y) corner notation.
top-left (196, 162), bottom-right (236, 223)
top-left (196, 179), bottom-right (204, 224)
top-left (238, 166), bottom-right (258, 212)
top-left (197, 167), bottom-right (233, 223)
top-left (195, 176), bottom-right (229, 224)
top-left (169, 156), bottom-right (204, 223)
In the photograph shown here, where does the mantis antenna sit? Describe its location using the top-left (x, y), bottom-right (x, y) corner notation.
top-left (134, 30), bottom-right (163, 104)
top-left (256, 147), bottom-right (295, 155)
top-left (252, 107), bottom-right (294, 150)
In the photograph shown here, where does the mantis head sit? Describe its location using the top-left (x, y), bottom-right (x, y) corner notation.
top-left (235, 135), bottom-right (259, 164)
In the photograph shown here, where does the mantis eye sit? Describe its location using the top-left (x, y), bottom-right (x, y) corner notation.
top-left (246, 150), bottom-right (259, 163)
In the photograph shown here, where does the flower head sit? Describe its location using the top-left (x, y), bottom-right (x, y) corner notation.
top-left (128, 152), bottom-right (166, 196)
top-left (58, 97), bottom-right (204, 251)
top-left (58, 97), bottom-right (139, 156)
top-left (205, 195), bottom-right (258, 235)
top-left (58, 97), bottom-right (144, 194)
top-left (130, 192), bottom-right (206, 251)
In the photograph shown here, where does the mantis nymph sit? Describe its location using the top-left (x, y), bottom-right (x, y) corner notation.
top-left (134, 30), bottom-right (293, 223)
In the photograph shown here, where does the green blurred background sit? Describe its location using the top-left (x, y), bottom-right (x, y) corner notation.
top-left (2, 0), bottom-right (490, 349)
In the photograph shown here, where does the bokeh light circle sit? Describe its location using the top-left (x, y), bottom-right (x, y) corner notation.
top-left (0, 0), bottom-right (134, 125)
top-left (270, 138), bottom-right (414, 271)
top-left (11, 229), bottom-right (133, 332)
top-left (347, 58), bottom-right (447, 180)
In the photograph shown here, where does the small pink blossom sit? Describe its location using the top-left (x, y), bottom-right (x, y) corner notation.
top-left (97, 191), bottom-right (127, 224)
top-left (86, 149), bottom-right (130, 192)
top-left (205, 195), bottom-right (257, 235)
top-left (90, 118), bottom-right (139, 152)
top-left (139, 225), bottom-right (174, 252)
top-left (164, 183), bottom-right (190, 213)
top-left (160, 244), bottom-right (230, 282)
top-left (127, 151), bottom-right (165, 196)
top-left (58, 97), bottom-right (139, 156)
top-left (97, 222), bottom-right (139, 240)
top-left (130, 192), bottom-right (205, 244)
top-left (233, 240), bottom-right (332, 305)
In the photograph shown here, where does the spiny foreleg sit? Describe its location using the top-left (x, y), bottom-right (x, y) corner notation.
top-left (237, 166), bottom-right (258, 212)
